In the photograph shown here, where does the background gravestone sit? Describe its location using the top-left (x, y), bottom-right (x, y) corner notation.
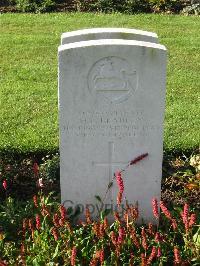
top-left (59, 35), bottom-right (167, 223)
top-left (61, 28), bottom-right (158, 45)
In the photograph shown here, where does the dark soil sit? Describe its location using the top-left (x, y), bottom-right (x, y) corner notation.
top-left (161, 152), bottom-right (200, 210)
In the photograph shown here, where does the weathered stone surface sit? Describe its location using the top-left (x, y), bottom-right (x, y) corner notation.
top-left (61, 28), bottom-right (158, 45)
top-left (58, 38), bottom-right (166, 223)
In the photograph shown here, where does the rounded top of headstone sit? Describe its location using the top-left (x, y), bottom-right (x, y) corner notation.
top-left (61, 28), bottom-right (159, 45)
top-left (59, 39), bottom-right (166, 53)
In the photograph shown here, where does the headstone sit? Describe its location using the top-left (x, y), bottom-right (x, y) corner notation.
top-left (59, 34), bottom-right (167, 223)
top-left (61, 28), bottom-right (158, 45)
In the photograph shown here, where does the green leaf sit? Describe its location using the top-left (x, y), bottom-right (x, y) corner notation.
top-left (53, 243), bottom-right (60, 259)
top-left (193, 227), bottom-right (200, 247)
top-left (101, 209), bottom-right (111, 219)
top-left (95, 195), bottom-right (102, 202)
top-left (32, 258), bottom-right (41, 266)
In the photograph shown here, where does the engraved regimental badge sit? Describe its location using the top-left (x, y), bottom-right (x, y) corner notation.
top-left (88, 56), bottom-right (137, 103)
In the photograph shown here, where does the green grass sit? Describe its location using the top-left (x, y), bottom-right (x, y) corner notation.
top-left (0, 13), bottom-right (199, 154)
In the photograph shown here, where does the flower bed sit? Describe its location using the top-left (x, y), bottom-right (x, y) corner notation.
top-left (0, 152), bottom-right (199, 264)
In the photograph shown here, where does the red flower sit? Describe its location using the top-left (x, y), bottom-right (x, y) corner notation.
top-left (130, 229), bottom-right (140, 248)
top-left (183, 203), bottom-right (189, 224)
top-left (129, 153), bottom-right (148, 166)
top-left (0, 260), bottom-right (8, 266)
top-left (100, 249), bottom-right (104, 265)
top-left (33, 162), bottom-right (39, 177)
top-left (85, 206), bottom-right (92, 224)
top-left (155, 232), bottom-right (164, 243)
top-left (117, 191), bottom-right (122, 206)
top-left (130, 205), bottom-right (139, 220)
top-left (71, 246), bottom-right (77, 266)
top-left (53, 213), bottom-right (60, 228)
top-left (147, 246), bottom-right (157, 264)
top-left (171, 219), bottom-right (178, 231)
top-left (189, 213), bottom-right (196, 227)
top-left (148, 223), bottom-right (154, 235)
top-left (59, 218), bottom-right (65, 227)
top-left (117, 227), bottom-right (125, 244)
top-left (182, 203), bottom-right (190, 233)
top-left (152, 198), bottom-right (159, 219)
top-left (160, 201), bottom-right (172, 220)
top-left (141, 228), bottom-right (148, 250)
top-left (157, 247), bottom-right (162, 258)
top-left (20, 243), bottom-right (26, 266)
top-left (130, 252), bottom-right (134, 265)
top-left (60, 205), bottom-right (67, 220)
top-left (155, 232), bottom-right (160, 242)
top-left (89, 258), bottom-right (98, 266)
top-left (28, 219), bottom-right (34, 239)
top-left (110, 231), bottom-right (117, 246)
top-left (20, 243), bottom-right (25, 254)
top-left (99, 223), bottom-right (105, 238)
top-left (36, 214), bottom-right (41, 230)
top-left (141, 253), bottom-right (147, 266)
top-left (115, 171), bottom-right (124, 194)
top-left (182, 203), bottom-right (189, 233)
top-left (41, 204), bottom-right (50, 217)
top-left (124, 210), bottom-right (129, 228)
top-left (2, 180), bottom-right (7, 190)
top-left (93, 222), bottom-right (100, 237)
top-left (51, 227), bottom-right (59, 241)
top-left (33, 195), bottom-right (38, 208)
top-left (28, 219), bottom-right (34, 231)
top-left (22, 218), bottom-right (27, 237)
top-left (22, 219), bottom-right (27, 231)
top-left (174, 247), bottom-right (181, 264)
top-left (114, 211), bottom-right (121, 223)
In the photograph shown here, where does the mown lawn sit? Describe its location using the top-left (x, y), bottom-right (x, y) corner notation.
top-left (0, 13), bottom-right (199, 154)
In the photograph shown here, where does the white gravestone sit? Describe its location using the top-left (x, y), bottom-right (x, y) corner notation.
top-left (61, 28), bottom-right (158, 45)
top-left (59, 37), bottom-right (167, 223)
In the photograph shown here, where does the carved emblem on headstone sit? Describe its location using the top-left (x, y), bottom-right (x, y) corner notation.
top-left (87, 56), bottom-right (137, 103)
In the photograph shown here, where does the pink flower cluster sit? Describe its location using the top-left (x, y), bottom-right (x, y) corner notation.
top-left (115, 171), bottom-right (124, 206)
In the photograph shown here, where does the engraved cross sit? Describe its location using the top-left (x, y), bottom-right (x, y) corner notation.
top-left (92, 142), bottom-right (127, 184)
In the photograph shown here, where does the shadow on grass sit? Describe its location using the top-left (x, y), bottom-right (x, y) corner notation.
top-left (0, 145), bottom-right (199, 163)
